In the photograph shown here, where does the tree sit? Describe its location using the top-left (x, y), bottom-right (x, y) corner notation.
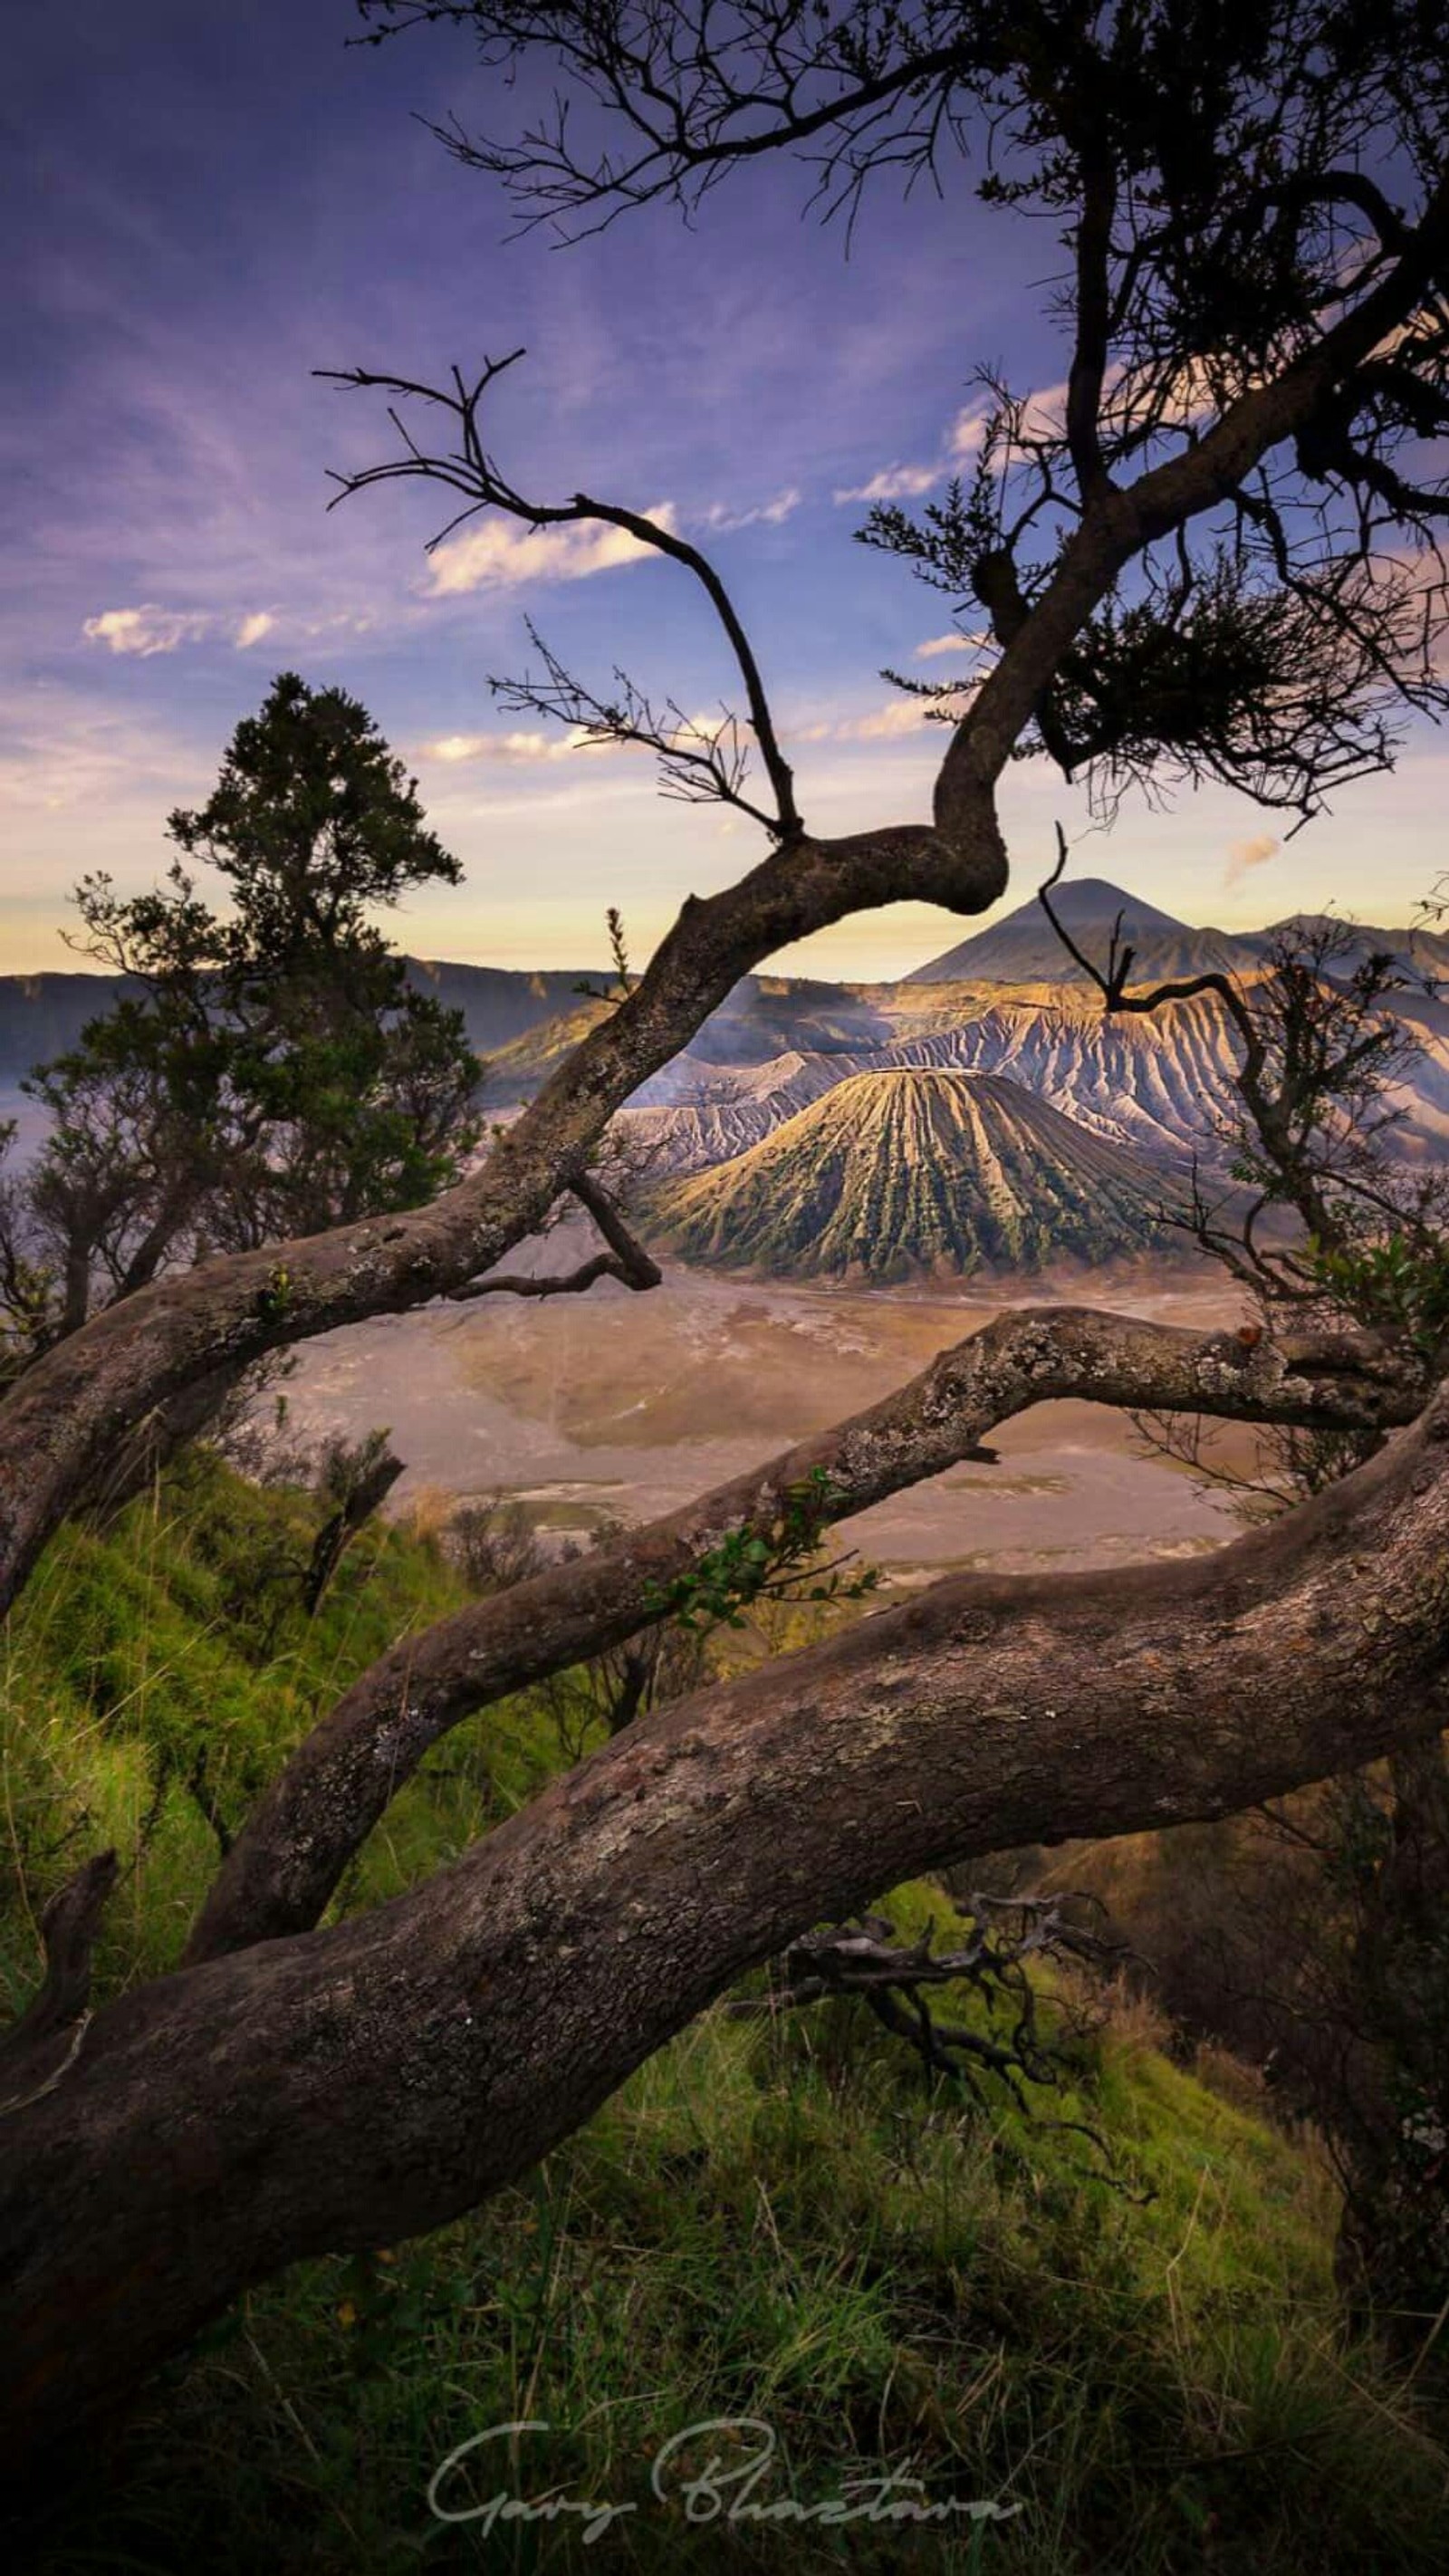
top-left (0, 673), bottom-right (481, 1377)
top-left (1046, 880), bottom-right (1449, 2340)
top-left (5, 0), bottom-right (1449, 2458)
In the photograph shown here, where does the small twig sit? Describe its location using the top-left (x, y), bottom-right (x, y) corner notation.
top-left (728, 1896), bottom-right (1128, 2110)
top-left (449, 1174), bottom-right (662, 1303)
top-left (316, 358), bottom-right (801, 838)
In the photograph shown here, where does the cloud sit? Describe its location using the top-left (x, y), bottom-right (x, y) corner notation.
top-left (696, 489), bottom-right (801, 532)
top-left (1223, 832), bottom-right (1279, 890)
top-left (82, 602), bottom-right (282, 657)
top-left (947, 402), bottom-right (992, 459)
top-left (424, 699), bottom-right (746, 770)
top-left (832, 461), bottom-right (942, 505)
top-left (423, 505), bottom-right (679, 598)
top-left (423, 726), bottom-right (619, 765)
top-left (788, 690), bottom-right (974, 745)
top-left (1015, 381), bottom-right (1070, 444)
top-left (916, 631), bottom-right (981, 658)
top-left (82, 603), bottom-right (212, 658)
top-left (831, 699), bottom-right (929, 743)
top-left (833, 380), bottom-right (1066, 510)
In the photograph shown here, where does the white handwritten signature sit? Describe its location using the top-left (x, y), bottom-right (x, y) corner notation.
top-left (427, 2416), bottom-right (1023, 2537)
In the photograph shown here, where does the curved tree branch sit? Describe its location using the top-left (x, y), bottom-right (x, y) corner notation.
top-left (0, 1851), bottom-right (118, 2072)
top-left (356, 7), bottom-right (979, 241)
top-left (187, 1307), bottom-right (1420, 1964)
top-left (317, 357), bottom-right (802, 838)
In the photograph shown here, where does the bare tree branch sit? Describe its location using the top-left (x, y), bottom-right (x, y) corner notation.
top-left (0, 1850), bottom-right (118, 2076)
top-left (355, 4), bottom-right (980, 244)
top-left (316, 357), bottom-right (802, 837)
top-left (725, 1897), bottom-right (1126, 2110)
top-left (490, 617), bottom-right (781, 828)
top-left (446, 1170), bottom-right (663, 1303)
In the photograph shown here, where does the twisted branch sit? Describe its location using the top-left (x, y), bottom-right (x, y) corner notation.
top-left (187, 1306), bottom-right (1420, 1964)
top-left (447, 1172), bottom-right (662, 1302)
top-left (317, 356), bottom-right (801, 838)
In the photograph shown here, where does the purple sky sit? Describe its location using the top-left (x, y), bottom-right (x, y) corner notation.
top-left (5, 0), bottom-right (1446, 980)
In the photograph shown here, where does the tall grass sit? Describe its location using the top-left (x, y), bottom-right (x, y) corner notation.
top-left (4, 1464), bottom-right (1448, 2572)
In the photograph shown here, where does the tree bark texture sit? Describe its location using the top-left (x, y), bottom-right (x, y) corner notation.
top-left (4, 1373), bottom-right (1448, 2468)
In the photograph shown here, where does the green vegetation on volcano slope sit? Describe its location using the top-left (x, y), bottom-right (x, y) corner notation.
top-left (650, 1068), bottom-right (1174, 1281)
top-left (5, 1462), bottom-right (1448, 2574)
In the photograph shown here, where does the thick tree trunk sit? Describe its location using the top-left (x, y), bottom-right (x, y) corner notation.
top-left (4, 1382), bottom-right (1449, 2467)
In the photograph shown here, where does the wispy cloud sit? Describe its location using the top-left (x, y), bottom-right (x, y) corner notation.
top-left (424, 704), bottom-right (735, 767)
top-left (1007, 381), bottom-right (1070, 447)
top-left (946, 401), bottom-right (993, 458)
top-left (83, 602), bottom-right (283, 657)
top-left (693, 489), bottom-right (801, 532)
top-left (916, 631), bottom-right (982, 658)
top-left (1223, 831), bottom-right (1279, 890)
top-left (82, 603), bottom-right (213, 658)
top-left (831, 384), bottom-right (1042, 508)
top-left (424, 726), bottom-right (611, 764)
top-left (0, 685), bottom-right (216, 952)
top-left (788, 698), bottom-right (932, 745)
top-left (422, 505), bottom-right (679, 598)
top-left (832, 461), bottom-right (942, 505)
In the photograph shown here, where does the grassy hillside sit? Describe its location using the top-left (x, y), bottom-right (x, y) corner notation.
top-left (652, 1069), bottom-right (1173, 1280)
top-left (0, 1454), bottom-right (561, 1996)
top-left (5, 1464), bottom-right (1448, 2572)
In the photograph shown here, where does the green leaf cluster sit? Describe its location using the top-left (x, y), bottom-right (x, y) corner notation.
top-left (641, 1466), bottom-right (880, 1635)
top-left (1304, 1230), bottom-right (1449, 1367)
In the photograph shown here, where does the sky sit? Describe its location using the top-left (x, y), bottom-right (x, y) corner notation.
top-left (5, 0), bottom-right (1447, 983)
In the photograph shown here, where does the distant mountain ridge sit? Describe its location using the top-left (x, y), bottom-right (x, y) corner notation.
top-left (9, 889), bottom-right (1449, 1284)
top-left (907, 877), bottom-right (1449, 988)
top-left (0, 959), bottom-right (606, 1084)
top-left (619, 981), bottom-right (1255, 1176)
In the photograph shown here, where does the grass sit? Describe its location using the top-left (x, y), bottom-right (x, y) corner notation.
top-left (4, 1462), bottom-right (1449, 2572)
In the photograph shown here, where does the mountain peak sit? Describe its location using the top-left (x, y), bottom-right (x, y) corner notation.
top-left (650, 1067), bottom-right (1169, 1280)
top-left (1019, 876), bottom-right (1188, 931)
top-left (906, 879), bottom-right (1259, 985)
